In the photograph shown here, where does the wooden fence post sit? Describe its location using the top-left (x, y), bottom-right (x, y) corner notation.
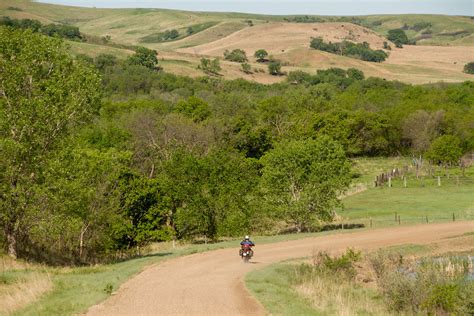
top-left (403, 176), bottom-right (407, 188)
top-left (388, 177), bottom-right (392, 188)
top-left (452, 213), bottom-right (455, 222)
top-left (437, 176), bottom-right (441, 186)
top-left (398, 215), bottom-right (401, 225)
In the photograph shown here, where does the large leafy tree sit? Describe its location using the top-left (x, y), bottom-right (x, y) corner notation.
top-left (127, 46), bottom-right (158, 70)
top-left (0, 27), bottom-right (101, 258)
top-left (426, 135), bottom-right (463, 168)
top-left (260, 137), bottom-right (351, 232)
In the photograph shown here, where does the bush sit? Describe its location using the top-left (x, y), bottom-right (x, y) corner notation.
top-left (268, 60), bottom-right (282, 75)
top-left (241, 62), bottom-right (252, 74)
top-left (464, 62), bottom-right (474, 74)
top-left (387, 29), bottom-right (409, 47)
top-left (223, 49), bottom-right (248, 63)
top-left (310, 37), bottom-right (388, 62)
top-left (369, 252), bottom-right (473, 314)
top-left (254, 49), bottom-right (268, 62)
top-left (313, 249), bottom-right (361, 279)
top-left (199, 58), bottom-right (221, 75)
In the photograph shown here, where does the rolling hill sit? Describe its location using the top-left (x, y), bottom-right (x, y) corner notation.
top-left (1, 0), bottom-right (473, 84)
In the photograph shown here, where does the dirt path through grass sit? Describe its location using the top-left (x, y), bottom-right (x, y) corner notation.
top-left (87, 221), bottom-right (473, 316)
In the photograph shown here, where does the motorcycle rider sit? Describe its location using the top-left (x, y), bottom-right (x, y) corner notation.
top-left (240, 235), bottom-right (255, 247)
top-left (239, 235), bottom-right (255, 258)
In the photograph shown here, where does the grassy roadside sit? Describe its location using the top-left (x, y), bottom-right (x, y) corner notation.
top-left (246, 236), bottom-right (474, 316)
top-left (4, 229), bottom-right (362, 315)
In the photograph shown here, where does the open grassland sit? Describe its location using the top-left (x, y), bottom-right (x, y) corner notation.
top-left (358, 14), bottom-right (474, 46)
top-left (1, 1), bottom-right (473, 84)
top-left (342, 162), bottom-right (474, 227)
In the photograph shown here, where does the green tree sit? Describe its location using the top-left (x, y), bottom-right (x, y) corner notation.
top-left (260, 137), bottom-right (351, 232)
top-left (268, 59), bottom-right (282, 76)
top-left (174, 96), bottom-right (211, 122)
top-left (463, 62), bottom-right (474, 75)
top-left (94, 53), bottom-right (117, 71)
top-left (127, 46), bottom-right (158, 69)
top-left (199, 57), bottom-right (221, 75)
top-left (387, 29), bottom-right (409, 48)
top-left (254, 49), bottom-right (268, 62)
top-left (0, 27), bottom-right (101, 258)
top-left (426, 135), bottom-right (463, 168)
top-left (223, 49), bottom-right (248, 63)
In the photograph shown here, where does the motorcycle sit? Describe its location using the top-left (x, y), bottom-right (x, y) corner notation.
top-left (240, 244), bottom-right (254, 263)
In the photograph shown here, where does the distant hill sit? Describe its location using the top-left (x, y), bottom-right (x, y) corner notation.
top-left (1, 0), bottom-right (473, 84)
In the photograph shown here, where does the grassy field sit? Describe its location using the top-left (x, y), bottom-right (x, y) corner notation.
top-left (344, 159), bottom-right (474, 227)
top-left (1, 1), bottom-right (473, 84)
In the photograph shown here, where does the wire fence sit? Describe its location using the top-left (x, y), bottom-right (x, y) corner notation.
top-left (340, 211), bottom-right (473, 230)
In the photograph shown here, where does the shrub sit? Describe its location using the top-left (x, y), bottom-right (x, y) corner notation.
top-left (241, 62), bottom-right (252, 74)
top-left (310, 37), bottom-right (388, 62)
top-left (464, 62), bottom-right (474, 74)
top-left (268, 60), bottom-right (282, 75)
top-left (254, 49), bottom-right (269, 62)
top-left (223, 49), bottom-right (248, 63)
top-left (387, 29), bottom-right (409, 47)
top-left (369, 252), bottom-right (473, 314)
top-left (313, 249), bottom-right (361, 280)
top-left (199, 58), bottom-right (221, 75)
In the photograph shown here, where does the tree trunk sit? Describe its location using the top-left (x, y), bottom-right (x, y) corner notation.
top-left (79, 223), bottom-right (89, 260)
top-left (7, 231), bottom-right (17, 259)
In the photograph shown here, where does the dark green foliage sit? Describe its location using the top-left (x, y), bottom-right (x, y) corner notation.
top-left (260, 137), bottom-right (351, 232)
top-left (94, 53), bottom-right (117, 71)
top-left (127, 46), bottom-right (158, 69)
top-left (1, 23), bottom-right (473, 264)
top-left (268, 59), bottom-right (282, 75)
top-left (223, 49), bottom-right (248, 63)
top-left (411, 21), bottom-right (432, 32)
top-left (387, 29), bottom-right (409, 47)
top-left (139, 29), bottom-right (179, 43)
top-left (254, 49), bottom-right (269, 62)
top-left (0, 27), bottom-right (101, 261)
top-left (174, 96), bottom-right (211, 122)
top-left (310, 37), bottom-right (388, 62)
top-left (115, 172), bottom-right (175, 248)
top-left (186, 22), bottom-right (217, 35)
top-left (0, 16), bottom-right (81, 40)
top-left (199, 57), bottom-right (221, 75)
top-left (464, 62), bottom-right (474, 74)
top-left (426, 135), bottom-right (463, 167)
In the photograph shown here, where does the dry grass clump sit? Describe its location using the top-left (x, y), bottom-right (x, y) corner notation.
top-left (291, 249), bottom-right (388, 315)
top-left (0, 272), bottom-right (52, 315)
top-left (0, 255), bottom-right (52, 315)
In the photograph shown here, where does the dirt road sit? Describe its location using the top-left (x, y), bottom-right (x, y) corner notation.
top-left (87, 221), bottom-right (473, 316)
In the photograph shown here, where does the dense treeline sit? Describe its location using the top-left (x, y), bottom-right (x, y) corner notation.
top-left (0, 16), bottom-right (82, 40)
top-left (310, 37), bottom-right (388, 62)
top-left (1, 27), bottom-right (473, 264)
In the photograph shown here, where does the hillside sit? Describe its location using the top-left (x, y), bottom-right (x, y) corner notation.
top-left (1, 0), bottom-right (473, 84)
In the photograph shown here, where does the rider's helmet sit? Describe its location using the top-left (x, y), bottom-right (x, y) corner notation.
top-left (245, 235), bottom-right (250, 240)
